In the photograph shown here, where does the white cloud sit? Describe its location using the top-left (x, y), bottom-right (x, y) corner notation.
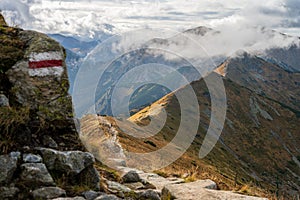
top-left (0, 0), bottom-right (299, 38)
top-left (0, 0), bottom-right (33, 26)
top-left (143, 24), bottom-right (299, 64)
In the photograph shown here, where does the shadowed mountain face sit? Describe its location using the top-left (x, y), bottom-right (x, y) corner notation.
top-left (93, 51), bottom-right (202, 116)
top-left (263, 44), bottom-right (300, 72)
top-left (215, 52), bottom-right (300, 112)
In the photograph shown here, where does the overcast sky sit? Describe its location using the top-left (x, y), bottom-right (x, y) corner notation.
top-left (0, 0), bottom-right (299, 38)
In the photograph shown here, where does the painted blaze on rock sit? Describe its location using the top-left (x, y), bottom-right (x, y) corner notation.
top-left (6, 30), bottom-right (72, 123)
top-left (28, 51), bottom-right (64, 77)
top-left (0, 16), bottom-right (81, 152)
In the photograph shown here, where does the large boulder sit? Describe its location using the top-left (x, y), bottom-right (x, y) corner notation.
top-left (78, 165), bottom-right (101, 191)
top-left (161, 180), bottom-right (268, 200)
top-left (20, 163), bottom-right (55, 186)
top-left (37, 148), bottom-right (100, 190)
top-left (37, 148), bottom-right (95, 174)
top-left (137, 189), bottom-right (160, 200)
top-left (6, 30), bottom-right (69, 115)
top-left (121, 170), bottom-right (141, 183)
top-left (0, 13), bottom-right (82, 153)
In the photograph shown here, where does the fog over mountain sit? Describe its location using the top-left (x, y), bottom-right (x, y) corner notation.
top-left (1, 0), bottom-right (299, 63)
top-left (1, 0), bottom-right (300, 38)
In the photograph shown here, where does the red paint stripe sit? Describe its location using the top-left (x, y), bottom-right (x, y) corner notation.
top-left (29, 60), bottom-right (63, 69)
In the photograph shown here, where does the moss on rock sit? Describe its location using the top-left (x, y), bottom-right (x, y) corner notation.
top-left (0, 13), bottom-right (83, 153)
top-left (0, 23), bottom-right (25, 73)
top-left (0, 13), bottom-right (7, 26)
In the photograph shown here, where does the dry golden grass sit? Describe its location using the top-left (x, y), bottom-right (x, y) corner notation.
top-left (78, 71), bottom-right (299, 199)
top-left (0, 106), bottom-right (30, 153)
top-left (113, 76), bottom-right (300, 199)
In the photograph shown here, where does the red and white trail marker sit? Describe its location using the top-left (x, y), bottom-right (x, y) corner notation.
top-left (28, 51), bottom-right (64, 77)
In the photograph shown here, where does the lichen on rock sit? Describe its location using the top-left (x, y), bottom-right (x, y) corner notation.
top-left (0, 13), bottom-right (106, 200)
top-left (0, 13), bottom-right (82, 153)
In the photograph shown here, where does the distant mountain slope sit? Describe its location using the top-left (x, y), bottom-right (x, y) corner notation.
top-left (183, 26), bottom-right (215, 36)
top-left (89, 26), bottom-right (225, 116)
top-left (49, 34), bottom-right (99, 57)
top-left (82, 26), bottom-right (299, 117)
top-left (93, 51), bottom-right (201, 116)
top-left (215, 52), bottom-right (300, 112)
top-left (263, 44), bottom-right (300, 72)
top-left (52, 22), bottom-right (300, 199)
top-left (123, 72), bottom-right (300, 198)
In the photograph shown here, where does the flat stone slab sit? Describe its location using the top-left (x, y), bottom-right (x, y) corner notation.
top-left (161, 180), bottom-right (268, 200)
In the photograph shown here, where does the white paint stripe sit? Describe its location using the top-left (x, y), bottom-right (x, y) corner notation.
top-left (28, 66), bottom-right (64, 77)
top-left (29, 51), bottom-right (63, 62)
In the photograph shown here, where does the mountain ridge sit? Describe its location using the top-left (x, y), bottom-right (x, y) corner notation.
top-left (123, 70), bottom-right (300, 198)
top-left (214, 51), bottom-right (300, 112)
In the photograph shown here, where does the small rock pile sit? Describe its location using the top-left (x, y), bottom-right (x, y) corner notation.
top-left (105, 170), bottom-right (160, 200)
top-left (0, 148), bottom-right (100, 199)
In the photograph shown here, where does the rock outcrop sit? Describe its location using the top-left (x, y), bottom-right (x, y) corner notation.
top-left (0, 13), bottom-right (82, 154)
top-left (0, 13), bottom-right (100, 199)
top-left (79, 115), bottom-right (126, 169)
top-left (37, 148), bottom-right (95, 174)
top-left (0, 149), bottom-right (101, 199)
top-left (121, 170), bottom-right (141, 183)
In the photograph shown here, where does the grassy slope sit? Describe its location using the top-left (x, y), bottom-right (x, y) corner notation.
top-left (116, 73), bottom-right (299, 199)
top-left (216, 54), bottom-right (300, 111)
